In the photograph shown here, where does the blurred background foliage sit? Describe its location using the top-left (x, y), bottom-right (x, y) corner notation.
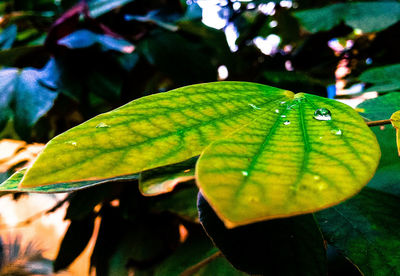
top-left (0, 0), bottom-right (399, 275)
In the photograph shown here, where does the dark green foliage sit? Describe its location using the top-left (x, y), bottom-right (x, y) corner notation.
top-left (197, 193), bottom-right (327, 275)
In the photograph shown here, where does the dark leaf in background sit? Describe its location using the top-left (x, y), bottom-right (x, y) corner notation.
top-left (139, 31), bottom-right (217, 85)
top-left (358, 93), bottom-right (400, 121)
top-left (88, 0), bottom-right (136, 18)
top-left (197, 193), bottom-right (327, 275)
top-left (367, 126), bottom-right (400, 197)
top-left (58, 29), bottom-right (134, 53)
top-left (0, 65), bottom-right (58, 138)
top-left (316, 188), bottom-right (400, 276)
top-left (91, 205), bottom-right (180, 275)
top-left (0, 24), bottom-right (17, 50)
top-left (54, 214), bottom-right (95, 271)
top-left (294, 2), bottom-right (400, 33)
top-left (359, 64), bottom-right (400, 92)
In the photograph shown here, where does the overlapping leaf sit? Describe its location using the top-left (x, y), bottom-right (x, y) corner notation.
top-left (317, 188), bottom-right (400, 275)
top-left (20, 82), bottom-right (290, 187)
top-left (197, 93), bottom-right (380, 227)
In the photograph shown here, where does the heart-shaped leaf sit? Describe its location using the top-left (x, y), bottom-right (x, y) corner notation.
top-left (197, 93), bottom-right (380, 227)
top-left (3, 82), bottom-right (380, 227)
top-left (19, 82), bottom-right (291, 187)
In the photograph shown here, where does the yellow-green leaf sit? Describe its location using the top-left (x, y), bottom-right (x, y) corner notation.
top-left (390, 110), bottom-right (400, 156)
top-left (20, 82), bottom-right (292, 188)
top-left (197, 93), bottom-right (380, 228)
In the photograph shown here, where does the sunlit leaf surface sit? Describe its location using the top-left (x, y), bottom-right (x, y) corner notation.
top-left (197, 93), bottom-right (380, 227)
top-left (20, 82), bottom-right (291, 187)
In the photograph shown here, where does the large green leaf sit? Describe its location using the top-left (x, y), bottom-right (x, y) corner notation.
top-left (357, 93), bottom-right (400, 121)
top-left (359, 64), bottom-right (400, 92)
top-left (197, 93), bottom-right (380, 227)
top-left (19, 82), bottom-right (291, 187)
top-left (316, 188), bottom-right (400, 276)
top-left (293, 2), bottom-right (400, 33)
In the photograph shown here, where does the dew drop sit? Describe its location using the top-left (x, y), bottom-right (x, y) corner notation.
top-left (242, 171), bottom-right (249, 176)
top-left (280, 101), bottom-right (286, 105)
top-left (96, 122), bottom-right (110, 128)
top-left (67, 141), bottom-right (77, 146)
top-left (275, 109), bottom-right (280, 113)
top-left (283, 120), bottom-right (290, 125)
top-left (281, 114), bottom-right (286, 118)
top-left (318, 182), bottom-right (328, 191)
top-left (313, 175), bottom-right (320, 181)
top-left (319, 136), bottom-right (323, 139)
top-left (248, 103), bottom-right (261, 110)
top-left (313, 108), bottom-right (332, 121)
top-left (331, 129), bottom-right (343, 136)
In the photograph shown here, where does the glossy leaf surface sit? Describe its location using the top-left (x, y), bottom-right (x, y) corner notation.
top-left (197, 93), bottom-right (380, 227)
top-left (316, 188), bottom-right (400, 276)
top-left (20, 82), bottom-right (291, 187)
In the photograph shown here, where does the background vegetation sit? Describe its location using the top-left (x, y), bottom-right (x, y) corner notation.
top-left (0, 0), bottom-right (399, 275)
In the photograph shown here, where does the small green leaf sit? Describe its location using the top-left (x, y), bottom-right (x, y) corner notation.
top-left (20, 82), bottom-right (291, 188)
top-left (197, 93), bottom-right (380, 227)
top-left (357, 93), bottom-right (400, 121)
top-left (139, 157), bottom-right (197, 196)
top-left (0, 168), bottom-right (138, 193)
top-left (390, 111), bottom-right (400, 156)
top-left (359, 64), bottom-right (400, 92)
top-left (293, 2), bottom-right (400, 33)
top-left (316, 188), bottom-right (400, 276)
top-left (150, 186), bottom-right (199, 222)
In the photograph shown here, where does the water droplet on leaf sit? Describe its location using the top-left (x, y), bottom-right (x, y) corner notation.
top-left (67, 141), bottom-right (77, 146)
top-left (248, 104), bottom-right (261, 110)
top-left (281, 115), bottom-right (286, 118)
top-left (331, 129), bottom-right (343, 136)
top-left (242, 171), bottom-right (248, 176)
top-left (96, 122), bottom-right (110, 128)
top-left (313, 108), bottom-right (331, 121)
top-left (313, 175), bottom-right (320, 181)
top-left (275, 109), bottom-right (279, 113)
top-left (280, 101), bottom-right (286, 105)
top-left (283, 120), bottom-right (290, 125)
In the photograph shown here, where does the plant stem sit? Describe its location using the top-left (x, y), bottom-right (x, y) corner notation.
top-left (366, 119), bottom-right (392, 127)
top-left (180, 251), bottom-right (222, 276)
